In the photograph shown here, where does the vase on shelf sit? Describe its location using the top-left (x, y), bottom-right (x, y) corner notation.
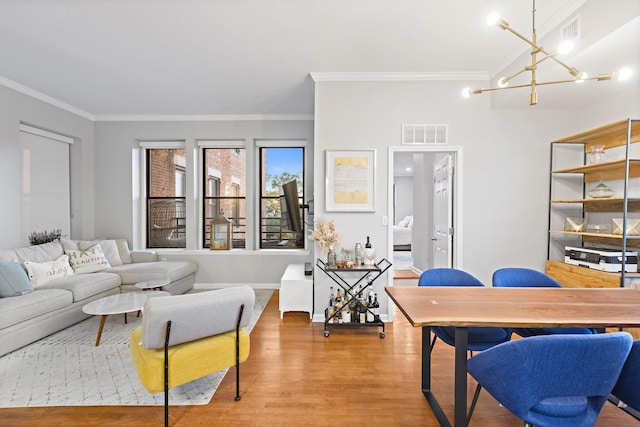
top-left (327, 245), bottom-right (337, 268)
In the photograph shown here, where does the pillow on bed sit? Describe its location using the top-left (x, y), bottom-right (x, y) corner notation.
top-left (397, 215), bottom-right (413, 227)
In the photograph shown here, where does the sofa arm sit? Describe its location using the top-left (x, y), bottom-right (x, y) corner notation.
top-left (140, 286), bottom-right (255, 349)
top-left (130, 250), bottom-right (158, 263)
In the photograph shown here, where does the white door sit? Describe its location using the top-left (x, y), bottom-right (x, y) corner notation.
top-left (431, 154), bottom-right (453, 268)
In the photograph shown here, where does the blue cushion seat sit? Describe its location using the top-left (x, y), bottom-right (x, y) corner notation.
top-left (492, 268), bottom-right (597, 336)
top-left (467, 332), bottom-right (633, 427)
top-left (418, 268), bottom-right (511, 351)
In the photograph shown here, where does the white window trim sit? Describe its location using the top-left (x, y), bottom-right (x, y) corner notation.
top-left (19, 123), bottom-right (74, 144)
top-left (197, 139), bottom-right (246, 148)
top-left (138, 140), bottom-right (186, 149)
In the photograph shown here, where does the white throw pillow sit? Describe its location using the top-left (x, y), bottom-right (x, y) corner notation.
top-left (398, 216), bottom-right (412, 227)
top-left (24, 255), bottom-right (74, 287)
top-left (65, 244), bottom-right (112, 274)
top-left (78, 240), bottom-right (123, 266)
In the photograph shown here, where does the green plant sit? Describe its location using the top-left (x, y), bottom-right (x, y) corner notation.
top-left (28, 229), bottom-right (63, 246)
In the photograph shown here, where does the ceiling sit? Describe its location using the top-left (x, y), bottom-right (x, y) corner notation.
top-left (0, 0), bottom-right (638, 118)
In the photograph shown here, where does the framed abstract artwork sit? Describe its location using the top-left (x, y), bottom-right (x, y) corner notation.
top-left (325, 149), bottom-right (375, 212)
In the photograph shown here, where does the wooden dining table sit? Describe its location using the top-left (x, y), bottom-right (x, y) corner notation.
top-left (385, 285), bottom-right (640, 427)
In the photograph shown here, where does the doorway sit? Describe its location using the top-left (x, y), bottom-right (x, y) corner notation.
top-left (388, 146), bottom-right (463, 274)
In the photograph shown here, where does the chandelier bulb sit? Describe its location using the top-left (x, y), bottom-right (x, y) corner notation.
top-left (497, 77), bottom-right (509, 88)
top-left (557, 40), bottom-right (574, 55)
top-left (576, 72), bottom-right (588, 83)
top-left (462, 87), bottom-right (471, 98)
top-left (486, 12), bottom-right (500, 26)
top-left (618, 67), bottom-right (632, 81)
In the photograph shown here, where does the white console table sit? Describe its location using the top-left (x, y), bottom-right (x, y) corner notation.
top-left (279, 264), bottom-right (313, 319)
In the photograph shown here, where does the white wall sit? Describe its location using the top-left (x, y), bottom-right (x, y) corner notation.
top-left (0, 85), bottom-right (95, 248)
top-left (312, 79), bottom-right (587, 318)
top-left (393, 175), bottom-right (412, 225)
top-left (93, 119), bottom-right (315, 284)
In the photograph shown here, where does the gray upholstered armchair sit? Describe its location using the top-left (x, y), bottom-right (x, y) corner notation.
top-left (130, 286), bottom-right (255, 427)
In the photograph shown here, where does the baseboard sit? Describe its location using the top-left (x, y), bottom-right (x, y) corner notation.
top-left (194, 282), bottom-right (280, 290)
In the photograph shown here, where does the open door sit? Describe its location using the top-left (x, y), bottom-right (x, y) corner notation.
top-left (431, 154), bottom-right (453, 268)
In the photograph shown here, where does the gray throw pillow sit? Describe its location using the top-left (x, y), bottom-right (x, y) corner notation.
top-left (0, 261), bottom-right (34, 297)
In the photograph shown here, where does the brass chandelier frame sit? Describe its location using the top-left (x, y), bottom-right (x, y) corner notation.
top-left (469, 0), bottom-right (615, 105)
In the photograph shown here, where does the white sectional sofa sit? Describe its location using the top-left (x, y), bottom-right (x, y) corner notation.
top-left (0, 238), bottom-right (197, 357)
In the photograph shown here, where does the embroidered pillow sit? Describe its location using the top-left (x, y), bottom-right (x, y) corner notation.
top-left (24, 255), bottom-right (74, 287)
top-left (65, 244), bottom-right (112, 274)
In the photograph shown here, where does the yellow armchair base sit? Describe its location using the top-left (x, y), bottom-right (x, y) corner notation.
top-left (130, 326), bottom-right (250, 394)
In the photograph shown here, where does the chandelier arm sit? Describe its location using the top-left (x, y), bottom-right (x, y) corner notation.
top-left (502, 25), bottom-right (579, 76)
top-left (473, 75), bottom-right (603, 94)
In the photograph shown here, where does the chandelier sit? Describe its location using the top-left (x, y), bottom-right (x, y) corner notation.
top-left (463, 0), bottom-right (632, 105)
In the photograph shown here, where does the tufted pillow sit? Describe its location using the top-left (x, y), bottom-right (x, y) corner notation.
top-left (0, 261), bottom-right (34, 297)
top-left (24, 255), bottom-right (74, 287)
top-left (65, 244), bottom-right (112, 274)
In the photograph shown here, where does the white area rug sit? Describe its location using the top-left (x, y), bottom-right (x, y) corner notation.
top-left (0, 289), bottom-right (273, 408)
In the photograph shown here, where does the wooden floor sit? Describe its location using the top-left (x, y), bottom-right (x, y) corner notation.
top-left (1, 290), bottom-right (638, 426)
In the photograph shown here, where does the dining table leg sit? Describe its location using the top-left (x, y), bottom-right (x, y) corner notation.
top-left (454, 327), bottom-right (469, 427)
top-left (422, 326), bottom-right (452, 427)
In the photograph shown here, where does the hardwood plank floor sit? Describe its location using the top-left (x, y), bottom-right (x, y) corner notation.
top-left (1, 290), bottom-right (637, 426)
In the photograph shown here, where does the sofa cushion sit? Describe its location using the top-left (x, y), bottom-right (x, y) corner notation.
top-left (113, 239), bottom-right (133, 264)
top-left (106, 261), bottom-right (197, 285)
top-left (38, 272), bottom-right (121, 302)
top-left (0, 261), bottom-right (34, 297)
top-left (0, 288), bottom-right (72, 329)
top-left (24, 255), bottom-right (74, 287)
top-left (14, 240), bottom-right (64, 263)
top-left (0, 249), bottom-right (18, 263)
top-left (65, 244), bottom-right (111, 274)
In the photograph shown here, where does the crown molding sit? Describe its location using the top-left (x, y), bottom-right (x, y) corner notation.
top-left (94, 114), bottom-right (314, 122)
top-left (0, 75), bottom-right (95, 121)
top-left (310, 71), bottom-right (489, 82)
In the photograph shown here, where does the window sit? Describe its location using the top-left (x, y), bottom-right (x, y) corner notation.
top-left (146, 149), bottom-right (186, 248)
top-left (202, 148), bottom-right (246, 249)
top-left (259, 147), bottom-right (304, 249)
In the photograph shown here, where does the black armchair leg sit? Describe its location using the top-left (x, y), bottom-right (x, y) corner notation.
top-left (235, 304), bottom-right (245, 401)
top-left (164, 320), bottom-right (173, 427)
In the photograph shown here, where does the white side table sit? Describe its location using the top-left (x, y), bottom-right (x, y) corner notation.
top-left (279, 264), bottom-right (313, 319)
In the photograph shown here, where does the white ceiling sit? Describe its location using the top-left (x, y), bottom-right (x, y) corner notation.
top-left (0, 0), bottom-right (638, 117)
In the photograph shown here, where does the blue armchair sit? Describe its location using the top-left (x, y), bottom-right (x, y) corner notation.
top-left (612, 339), bottom-right (640, 418)
top-left (467, 332), bottom-right (633, 427)
top-left (492, 268), bottom-right (597, 336)
top-left (418, 268), bottom-right (511, 352)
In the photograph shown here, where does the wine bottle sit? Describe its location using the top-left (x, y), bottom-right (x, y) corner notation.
top-left (364, 236), bottom-right (375, 266)
top-left (366, 292), bottom-right (375, 323)
top-left (359, 299), bottom-right (367, 323)
top-left (372, 293), bottom-right (380, 322)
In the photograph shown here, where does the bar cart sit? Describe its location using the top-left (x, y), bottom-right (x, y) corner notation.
top-left (316, 258), bottom-right (392, 338)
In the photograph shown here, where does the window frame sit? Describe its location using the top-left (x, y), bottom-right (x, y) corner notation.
top-left (257, 144), bottom-right (305, 250)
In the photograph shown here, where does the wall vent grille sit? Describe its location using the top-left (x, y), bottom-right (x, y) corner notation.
top-left (561, 15), bottom-right (581, 41)
top-left (402, 124), bottom-right (448, 145)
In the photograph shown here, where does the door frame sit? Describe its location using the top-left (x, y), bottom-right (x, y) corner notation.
top-left (387, 145), bottom-right (464, 272)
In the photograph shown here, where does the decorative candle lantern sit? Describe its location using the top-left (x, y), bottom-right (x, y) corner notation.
top-left (210, 210), bottom-right (232, 250)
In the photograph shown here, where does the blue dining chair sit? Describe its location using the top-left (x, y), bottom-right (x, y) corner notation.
top-left (612, 339), bottom-right (640, 418)
top-left (492, 268), bottom-right (598, 336)
top-left (418, 268), bottom-right (511, 353)
top-left (467, 332), bottom-right (633, 427)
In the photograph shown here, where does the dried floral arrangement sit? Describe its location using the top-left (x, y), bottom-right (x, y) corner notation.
top-left (308, 219), bottom-right (339, 249)
top-left (28, 229), bottom-right (63, 246)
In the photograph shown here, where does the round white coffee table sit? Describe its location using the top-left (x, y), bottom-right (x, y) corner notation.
top-left (82, 291), bottom-right (169, 346)
top-left (135, 279), bottom-right (169, 291)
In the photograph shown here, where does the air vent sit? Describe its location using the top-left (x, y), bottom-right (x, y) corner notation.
top-left (561, 15), bottom-right (581, 41)
top-left (402, 124), bottom-right (448, 145)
